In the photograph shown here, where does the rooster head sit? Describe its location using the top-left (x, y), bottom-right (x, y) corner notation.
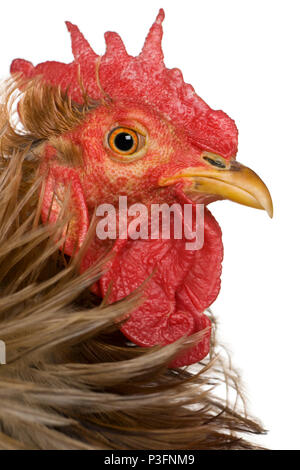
top-left (10, 9), bottom-right (273, 366)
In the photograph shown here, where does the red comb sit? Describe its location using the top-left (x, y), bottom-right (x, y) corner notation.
top-left (11, 9), bottom-right (238, 158)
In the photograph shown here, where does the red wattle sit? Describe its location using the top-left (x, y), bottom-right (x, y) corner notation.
top-left (98, 207), bottom-right (223, 367)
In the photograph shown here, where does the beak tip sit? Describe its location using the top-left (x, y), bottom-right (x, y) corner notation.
top-left (263, 196), bottom-right (273, 219)
top-left (263, 202), bottom-right (273, 218)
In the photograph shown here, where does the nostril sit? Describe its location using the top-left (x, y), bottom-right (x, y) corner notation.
top-left (203, 156), bottom-right (226, 169)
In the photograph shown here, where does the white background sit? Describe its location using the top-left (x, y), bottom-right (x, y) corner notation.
top-left (1, 0), bottom-right (299, 450)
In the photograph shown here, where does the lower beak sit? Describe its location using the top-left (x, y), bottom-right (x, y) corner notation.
top-left (160, 159), bottom-right (273, 218)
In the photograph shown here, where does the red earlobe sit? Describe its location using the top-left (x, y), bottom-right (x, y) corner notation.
top-left (41, 165), bottom-right (89, 256)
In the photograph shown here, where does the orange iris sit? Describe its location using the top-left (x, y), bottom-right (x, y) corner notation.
top-left (108, 127), bottom-right (139, 155)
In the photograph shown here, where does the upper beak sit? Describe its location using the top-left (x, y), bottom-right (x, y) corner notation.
top-left (159, 154), bottom-right (273, 218)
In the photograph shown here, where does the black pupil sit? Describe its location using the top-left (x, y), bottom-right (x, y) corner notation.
top-left (114, 132), bottom-right (135, 152)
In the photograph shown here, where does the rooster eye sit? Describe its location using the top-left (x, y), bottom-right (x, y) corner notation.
top-left (108, 127), bottom-right (145, 156)
top-left (203, 156), bottom-right (226, 169)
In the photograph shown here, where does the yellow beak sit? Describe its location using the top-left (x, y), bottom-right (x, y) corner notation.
top-left (160, 155), bottom-right (273, 218)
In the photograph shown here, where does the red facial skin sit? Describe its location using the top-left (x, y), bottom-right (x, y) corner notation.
top-left (11, 10), bottom-right (238, 367)
top-left (41, 102), bottom-right (224, 367)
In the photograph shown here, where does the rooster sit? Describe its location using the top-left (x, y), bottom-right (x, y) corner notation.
top-left (9, 8), bottom-right (272, 369)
